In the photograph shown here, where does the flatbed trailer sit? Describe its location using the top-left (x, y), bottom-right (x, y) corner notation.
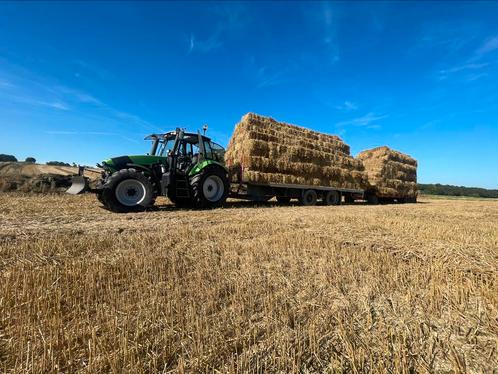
top-left (229, 181), bottom-right (369, 205)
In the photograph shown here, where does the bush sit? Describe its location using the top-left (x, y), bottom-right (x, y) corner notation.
top-left (0, 154), bottom-right (18, 162)
top-left (25, 157), bottom-right (36, 163)
top-left (46, 161), bottom-right (71, 167)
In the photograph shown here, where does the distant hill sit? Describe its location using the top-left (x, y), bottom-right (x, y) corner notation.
top-left (418, 183), bottom-right (498, 198)
top-left (0, 162), bottom-right (101, 193)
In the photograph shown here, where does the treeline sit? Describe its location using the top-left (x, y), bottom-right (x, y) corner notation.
top-left (0, 154), bottom-right (73, 166)
top-left (418, 183), bottom-right (498, 198)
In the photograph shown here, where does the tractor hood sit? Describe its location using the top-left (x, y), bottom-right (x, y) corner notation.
top-left (102, 155), bottom-right (168, 171)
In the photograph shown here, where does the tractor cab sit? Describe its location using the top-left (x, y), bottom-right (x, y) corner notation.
top-left (146, 129), bottom-right (225, 174)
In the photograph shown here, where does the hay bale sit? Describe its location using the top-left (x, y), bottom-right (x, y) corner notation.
top-left (357, 146), bottom-right (417, 198)
top-left (225, 113), bottom-right (368, 189)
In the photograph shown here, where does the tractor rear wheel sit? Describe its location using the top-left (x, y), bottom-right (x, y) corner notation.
top-left (190, 166), bottom-right (229, 208)
top-left (96, 190), bottom-right (106, 205)
top-left (101, 169), bottom-right (156, 213)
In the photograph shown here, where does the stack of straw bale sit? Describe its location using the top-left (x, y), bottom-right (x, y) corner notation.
top-left (357, 146), bottom-right (417, 198)
top-left (225, 113), bottom-right (368, 189)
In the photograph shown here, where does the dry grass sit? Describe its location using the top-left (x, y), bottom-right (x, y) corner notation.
top-left (0, 193), bottom-right (497, 373)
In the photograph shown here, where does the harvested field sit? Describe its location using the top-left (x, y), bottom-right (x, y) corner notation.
top-left (358, 146), bottom-right (418, 199)
top-left (226, 113), bottom-right (368, 189)
top-left (1, 194), bottom-right (497, 373)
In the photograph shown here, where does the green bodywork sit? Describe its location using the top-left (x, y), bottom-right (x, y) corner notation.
top-left (103, 155), bottom-right (226, 177)
top-left (102, 155), bottom-right (168, 171)
top-left (188, 159), bottom-right (227, 176)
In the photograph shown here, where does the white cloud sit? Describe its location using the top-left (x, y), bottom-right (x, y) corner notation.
top-left (336, 112), bottom-right (388, 127)
top-left (48, 101), bottom-right (70, 110)
top-left (188, 34), bottom-right (195, 53)
top-left (336, 100), bottom-right (358, 112)
top-left (187, 31), bottom-right (223, 53)
top-left (477, 36), bottom-right (498, 56)
top-left (438, 62), bottom-right (491, 80)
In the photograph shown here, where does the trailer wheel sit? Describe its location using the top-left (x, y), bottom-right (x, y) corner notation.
top-left (299, 190), bottom-right (317, 206)
top-left (276, 196), bottom-right (291, 204)
top-left (323, 190), bottom-right (341, 205)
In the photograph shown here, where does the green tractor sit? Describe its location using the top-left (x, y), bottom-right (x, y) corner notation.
top-left (67, 128), bottom-right (229, 212)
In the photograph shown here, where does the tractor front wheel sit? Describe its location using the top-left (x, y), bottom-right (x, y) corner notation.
top-left (101, 169), bottom-right (156, 213)
top-left (190, 166), bottom-right (229, 209)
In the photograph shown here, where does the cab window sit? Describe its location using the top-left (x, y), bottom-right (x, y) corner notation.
top-left (205, 141), bottom-right (225, 162)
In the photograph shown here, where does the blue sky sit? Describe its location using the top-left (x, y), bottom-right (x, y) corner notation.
top-left (1, 1), bottom-right (497, 188)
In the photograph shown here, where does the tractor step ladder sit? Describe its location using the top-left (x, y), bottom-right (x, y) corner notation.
top-left (175, 177), bottom-right (190, 198)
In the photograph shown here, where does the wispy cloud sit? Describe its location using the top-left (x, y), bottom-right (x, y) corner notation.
top-left (477, 36), bottom-right (498, 56)
top-left (187, 3), bottom-right (248, 54)
top-left (335, 100), bottom-right (358, 112)
top-left (435, 33), bottom-right (498, 82)
top-left (255, 66), bottom-right (288, 88)
top-left (0, 91), bottom-right (70, 111)
top-left (415, 21), bottom-right (481, 56)
top-left (438, 62), bottom-right (490, 80)
top-left (0, 60), bottom-right (162, 134)
top-left (188, 34), bottom-right (195, 53)
top-left (336, 112), bottom-right (388, 127)
top-left (321, 1), bottom-right (340, 63)
top-left (188, 31), bottom-right (223, 53)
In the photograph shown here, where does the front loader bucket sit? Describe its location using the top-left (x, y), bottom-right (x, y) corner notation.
top-left (66, 175), bottom-right (89, 195)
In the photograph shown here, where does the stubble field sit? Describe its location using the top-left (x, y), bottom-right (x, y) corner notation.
top-left (0, 193), bottom-right (497, 373)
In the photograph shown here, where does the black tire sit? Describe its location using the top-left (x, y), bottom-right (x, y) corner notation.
top-left (190, 165), bottom-right (229, 208)
top-left (96, 190), bottom-right (106, 206)
top-left (100, 169), bottom-right (156, 213)
top-left (323, 190), bottom-right (341, 205)
top-left (276, 196), bottom-right (291, 204)
top-left (299, 189), bottom-right (317, 206)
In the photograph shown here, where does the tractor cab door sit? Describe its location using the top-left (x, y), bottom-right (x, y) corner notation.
top-left (176, 137), bottom-right (202, 174)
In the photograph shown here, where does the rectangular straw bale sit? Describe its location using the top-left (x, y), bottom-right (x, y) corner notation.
top-left (357, 146), bottom-right (417, 198)
top-left (225, 113), bottom-right (368, 189)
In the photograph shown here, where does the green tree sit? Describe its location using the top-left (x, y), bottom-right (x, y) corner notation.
top-left (25, 157), bottom-right (36, 163)
top-left (0, 154), bottom-right (18, 162)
